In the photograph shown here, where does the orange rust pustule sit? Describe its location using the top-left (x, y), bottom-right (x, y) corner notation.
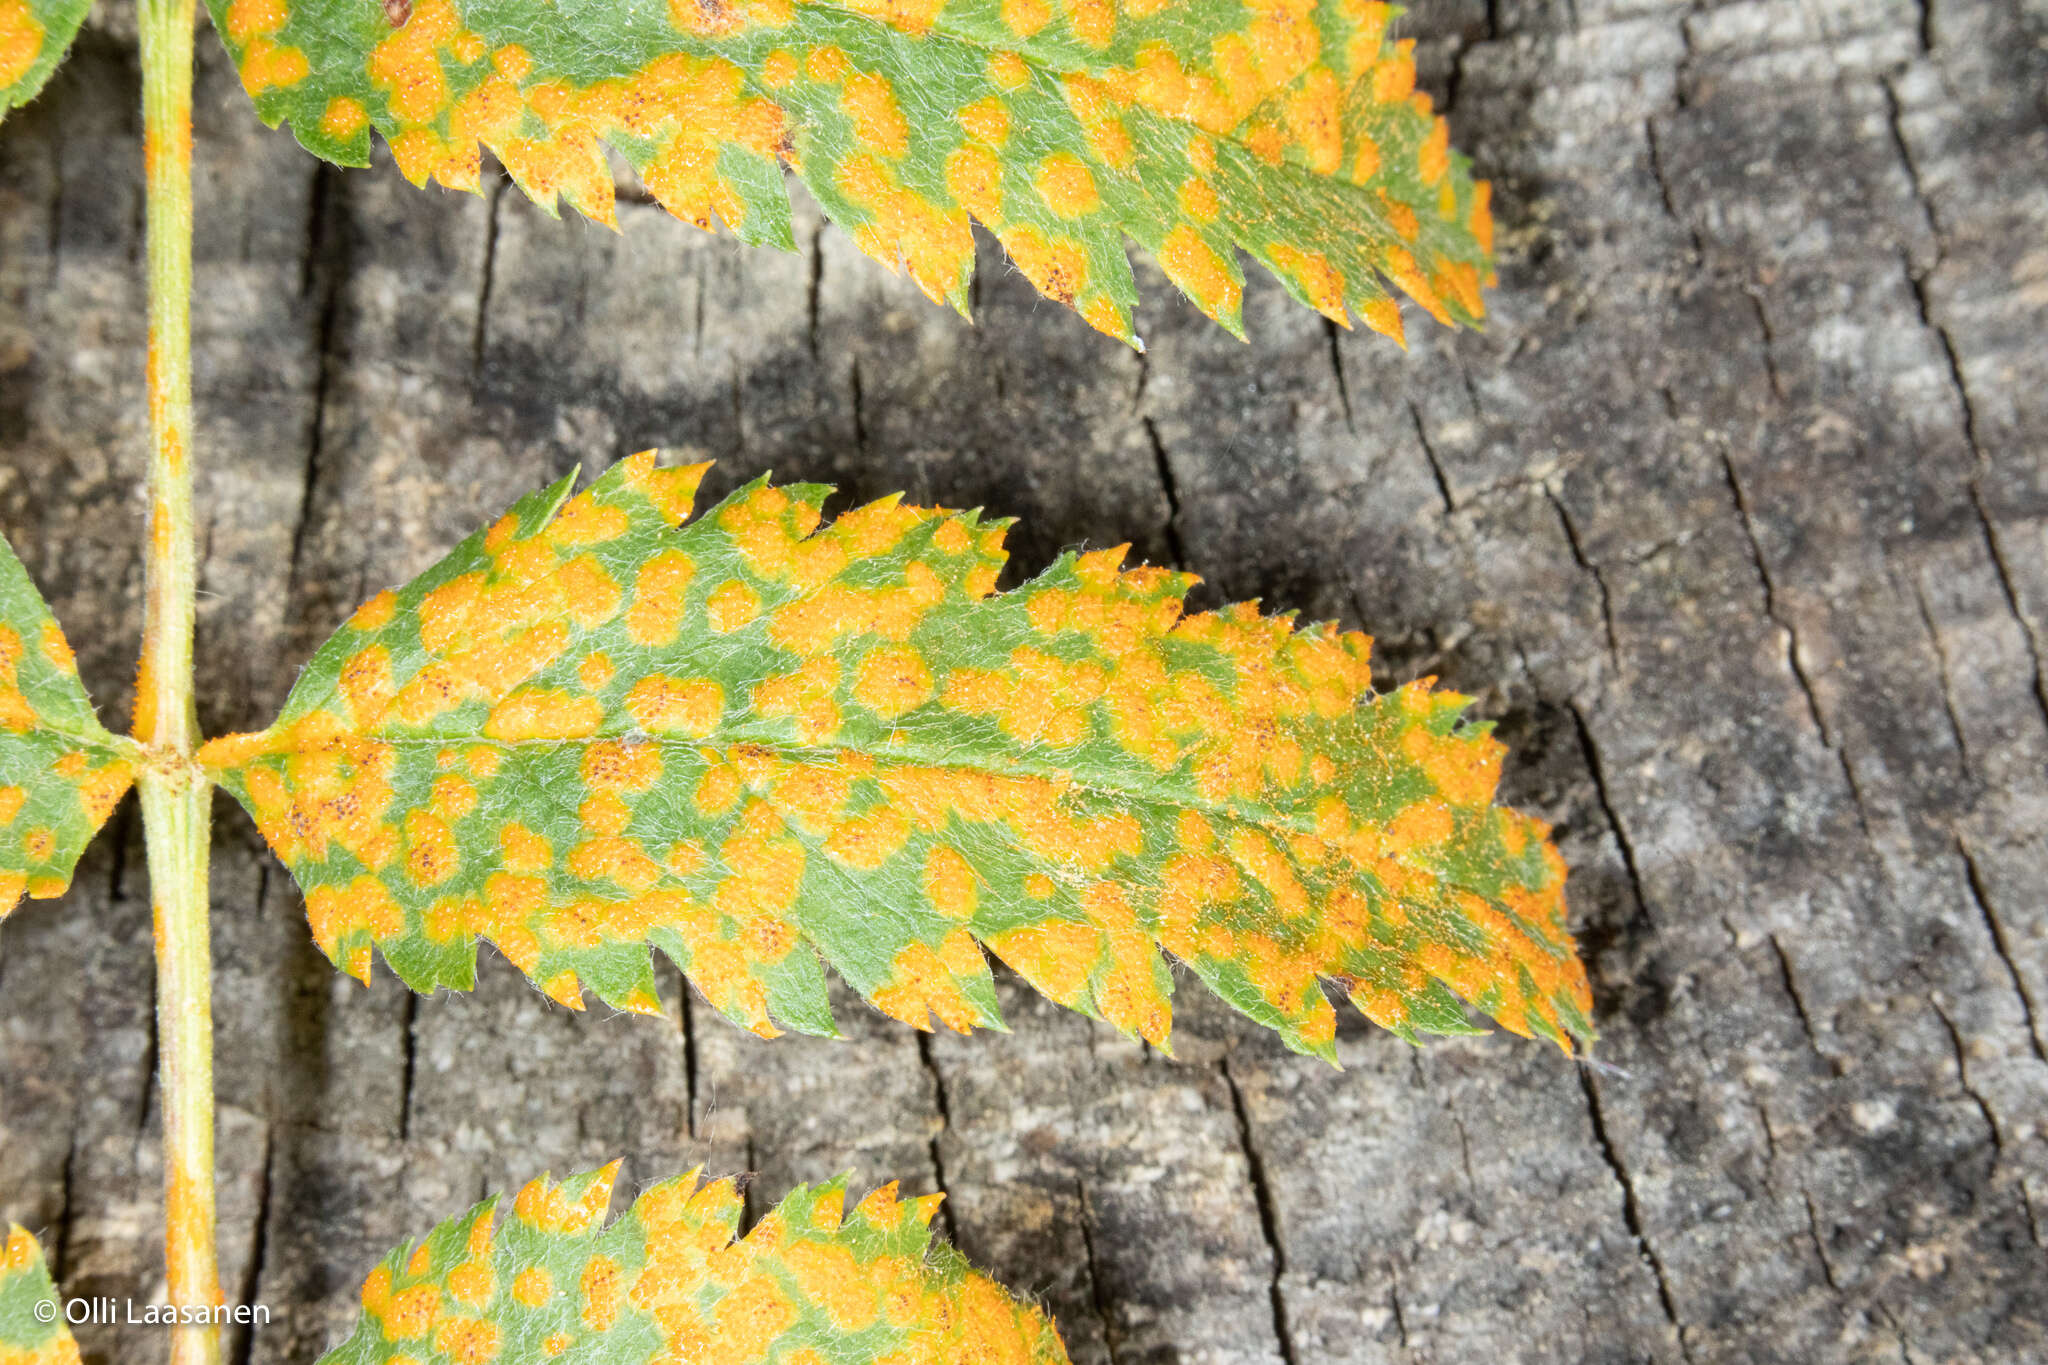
top-left (0, 2), bottom-right (48, 91)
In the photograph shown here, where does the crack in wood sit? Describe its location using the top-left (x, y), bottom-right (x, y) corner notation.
top-left (1965, 488), bottom-right (2048, 742)
top-left (1405, 399), bottom-right (1456, 516)
top-left (1955, 840), bottom-right (2048, 1064)
top-left (915, 1031), bottom-right (961, 1246)
top-left (1577, 1066), bottom-right (1694, 1362)
top-left (805, 223), bottom-right (825, 361)
top-left (396, 991), bottom-right (419, 1142)
top-left (1802, 1190), bottom-right (1844, 1294)
top-left (1566, 701), bottom-right (1654, 934)
top-left (1927, 996), bottom-right (2004, 1159)
top-left (470, 176), bottom-right (507, 387)
top-left (1719, 451), bottom-right (1851, 769)
top-left (288, 164), bottom-right (345, 599)
top-left (1074, 1180), bottom-right (1126, 1365)
top-left (52, 1135), bottom-right (75, 1284)
top-left (1220, 1058), bottom-right (1297, 1365)
top-left (1141, 417), bottom-right (1189, 571)
top-left (1910, 576), bottom-right (1976, 780)
top-left (678, 979), bottom-right (698, 1141)
top-left (1320, 318), bottom-right (1354, 433)
top-left (1546, 485), bottom-right (1621, 670)
top-left (228, 1124), bottom-right (275, 1365)
top-left (1768, 934), bottom-right (1830, 1064)
top-left (1643, 117), bottom-right (1705, 256)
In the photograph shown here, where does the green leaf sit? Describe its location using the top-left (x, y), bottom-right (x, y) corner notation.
top-left (201, 452), bottom-right (1591, 1060)
top-left (202, 0), bottom-right (1493, 344)
top-left (0, 0), bottom-right (88, 122)
top-left (317, 1163), bottom-right (1069, 1365)
top-left (0, 534), bottom-right (138, 921)
top-left (0, 1225), bottom-right (78, 1365)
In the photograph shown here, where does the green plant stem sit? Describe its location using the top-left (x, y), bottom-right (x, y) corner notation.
top-left (140, 775), bottom-right (218, 1365)
top-left (136, 5), bottom-right (195, 751)
top-left (136, 1), bottom-right (220, 1363)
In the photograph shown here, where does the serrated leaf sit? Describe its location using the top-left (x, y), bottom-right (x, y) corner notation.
top-left (203, 0), bottom-right (1493, 345)
top-left (0, 1226), bottom-right (78, 1365)
top-left (0, 534), bottom-right (138, 921)
top-left (317, 1163), bottom-right (1068, 1365)
top-left (0, 0), bottom-right (88, 120)
top-left (201, 452), bottom-right (1590, 1059)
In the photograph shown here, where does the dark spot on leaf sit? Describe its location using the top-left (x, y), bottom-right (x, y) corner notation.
top-left (384, 0), bottom-right (412, 27)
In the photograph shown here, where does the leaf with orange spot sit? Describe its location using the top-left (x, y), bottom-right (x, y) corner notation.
top-left (0, 0), bottom-right (87, 120)
top-left (0, 1225), bottom-right (79, 1365)
top-left (0, 534), bottom-right (139, 923)
top-left (315, 1164), bottom-right (1069, 1365)
top-left (203, 452), bottom-right (1590, 1060)
top-left (204, 0), bottom-right (1491, 343)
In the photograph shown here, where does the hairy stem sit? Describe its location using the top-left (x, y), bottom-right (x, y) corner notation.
top-left (136, 0), bottom-right (220, 1362)
top-left (141, 775), bottom-right (218, 1365)
top-left (135, 3), bottom-right (195, 751)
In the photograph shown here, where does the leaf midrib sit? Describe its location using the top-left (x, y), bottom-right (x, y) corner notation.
top-left (224, 721), bottom-right (1574, 964)
top-left (230, 720), bottom-right (1334, 840)
top-left (214, 712), bottom-right (1567, 946)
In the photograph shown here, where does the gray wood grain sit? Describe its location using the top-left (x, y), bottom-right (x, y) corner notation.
top-left (3, 1), bottom-right (2045, 1361)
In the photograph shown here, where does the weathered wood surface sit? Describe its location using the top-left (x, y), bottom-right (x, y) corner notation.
top-left (4, 1), bottom-right (2046, 1360)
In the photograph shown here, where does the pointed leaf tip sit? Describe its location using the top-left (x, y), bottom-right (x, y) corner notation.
top-left (0, 533), bottom-right (136, 921)
top-left (0, 1224), bottom-right (77, 1364)
top-left (211, 453), bottom-right (1591, 1060)
top-left (0, 0), bottom-right (90, 122)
